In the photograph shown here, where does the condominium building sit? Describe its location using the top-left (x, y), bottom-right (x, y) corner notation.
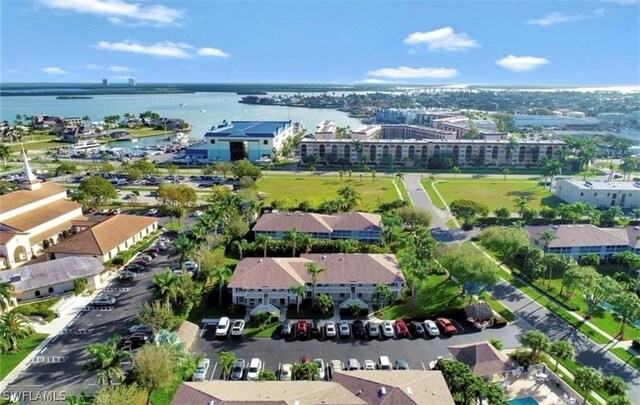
top-left (554, 179), bottom-right (640, 209)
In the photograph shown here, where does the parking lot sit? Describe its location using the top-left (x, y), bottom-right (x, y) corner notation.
top-left (192, 315), bottom-right (525, 382)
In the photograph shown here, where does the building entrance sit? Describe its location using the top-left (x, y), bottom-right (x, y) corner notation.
top-left (229, 141), bottom-right (248, 161)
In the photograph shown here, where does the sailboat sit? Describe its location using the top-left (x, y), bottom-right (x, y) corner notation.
top-left (180, 103), bottom-right (186, 108)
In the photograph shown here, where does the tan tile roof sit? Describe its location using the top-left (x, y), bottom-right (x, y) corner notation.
top-left (528, 225), bottom-right (630, 248)
top-left (171, 381), bottom-right (366, 404)
top-left (332, 370), bottom-right (455, 405)
top-left (229, 254), bottom-right (404, 289)
top-left (46, 215), bottom-right (157, 256)
top-left (327, 212), bottom-right (382, 231)
top-left (0, 183), bottom-right (66, 213)
top-left (0, 231), bottom-right (17, 244)
top-left (447, 341), bottom-right (518, 376)
top-left (253, 212), bottom-right (333, 233)
top-left (0, 200), bottom-right (82, 232)
top-left (28, 219), bottom-right (85, 245)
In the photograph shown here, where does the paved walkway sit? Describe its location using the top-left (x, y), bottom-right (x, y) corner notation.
top-left (403, 175), bottom-right (640, 403)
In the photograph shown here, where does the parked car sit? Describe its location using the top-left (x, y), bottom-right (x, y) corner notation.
top-left (125, 263), bottom-right (145, 273)
top-left (156, 242), bottom-right (168, 251)
top-left (193, 358), bottom-right (210, 381)
top-left (119, 333), bottom-right (148, 350)
top-left (128, 324), bottom-right (151, 334)
top-left (193, 358), bottom-right (211, 381)
top-left (133, 259), bottom-right (149, 267)
top-left (118, 271), bottom-right (137, 281)
top-left (246, 358), bottom-right (262, 380)
top-left (366, 322), bottom-right (380, 338)
top-left (92, 295), bottom-right (116, 306)
top-left (230, 359), bottom-right (245, 381)
top-left (410, 321), bottom-right (425, 337)
top-left (147, 208), bottom-right (158, 216)
top-left (314, 359), bottom-right (326, 380)
top-left (137, 254), bottom-right (153, 262)
top-left (147, 246), bottom-right (160, 254)
top-left (395, 359), bottom-right (410, 370)
top-left (347, 358), bottom-right (361, 370)
top-left (325, 321), bottom-right (337, 338)
top-left (310, 320), bottom-right (322, 338)
top-left (339, 321), bottom-right (351, 337)
top-left (231, 320), bottom-right (245, 337)
top-left (378, 356), bottom-right (392, 370)
top-left (281, 320), bottom-right (294, 337)
top-left (394, 320), bottom-right (410, 338)
top-left (280, 363), bottom-right (292, 381)
top-left (144, 250), bottom-right (158, 258)
top-left (381, 321), bottom-right (395, 338)
top-left (216, 317), bottom-right (231, 337)
top-left (424, 320), bottom-right (440, 337)
top-left (329, 360), bottom-right (343, 372)
top-left (184, 261), bottom-right (199, 272)
top-left (435, 317), bottom-right (457, 335)
top-left (297, 320), bottom-right (309, 338)
top-left (352, 320), bottom-right (366, 338)
top-left (363, 360), bottom-right (376, 370)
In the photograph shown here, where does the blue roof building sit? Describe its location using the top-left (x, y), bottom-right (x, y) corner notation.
top-left (193, 120), bottom-right (294, 162)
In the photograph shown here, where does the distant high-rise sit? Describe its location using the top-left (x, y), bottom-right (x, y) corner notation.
top-left (102, 78), bottom-right (109, 86)
top-left (128, 78), bottom-right (136, 87)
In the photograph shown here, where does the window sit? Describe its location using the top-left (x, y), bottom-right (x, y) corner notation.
top-left (433, 145), bottom-right (440, 157)
top-left (263, 140), bottom-right (268, 145)
top-left (339, 293), bottom-right (345, 297)
top-left (408, 145), bottom-right (415, 160)
top-left (35, 290), bottom-right (41, 297)
top-left (594, 193), bottom-right (598, 196)
top-left (319, 145), bottom-right (325, 158)
top-left (48, 287), bottom-right (54, 293)
top-left (465, 145), bottom-right (472, 161)
top-left (580, 192), bottom-right (584, 196)
top-left (300, 144), bottom-right (307, 157)
top-left (607, 193), bottom-right (610, 197)
top-left (395, 145), bottom-right (402, 161)
top-left (518, 146), bottom-right (526, 162)
top-left (238, 297), bottom-right (244, 303)
top-left (210, 139), bottom-right (216, 144)
top-left (370, 145), bottom-right (376, 161)
top-left (492, 146), bottom-right (499, 160)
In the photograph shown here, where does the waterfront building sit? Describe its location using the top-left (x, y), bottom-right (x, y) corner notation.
top-left (102, 78), bottom-right (109, 86)
top-left (375, 108), bottom-right (424, 124)
top-left (253, 211), bottom-right (382, 242)
top-left (189, 120), bottom-right (295, 162)
top-left (315, 120), bottom-right (337, 139)
top-left (379, 124), bottom-right (458, 140)
top-left (298, 138), bottom-right (564, 168)
top-left (350, 125), bottom-right (381, 140)
top-left (128, 78), bottom-right (136, 87)
top-left (0, 151), bottom-right (84, 268)
top-left (554, 178), bottom-right (640, 209)
top-left (513, 114), bottom-right (601, 129)
top-left (228, 254), bottom-right (405, 316)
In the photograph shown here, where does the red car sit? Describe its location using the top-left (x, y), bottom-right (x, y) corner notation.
top-left (297, 320), bottom-right (308, 338)
top-left (133, 259), bottom-right (149, 267)
top-left (394, 320), bottom-right (410, 338)
top-left (435, 318), bottom-right (457, 336)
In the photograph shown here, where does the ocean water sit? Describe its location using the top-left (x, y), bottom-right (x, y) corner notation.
top-left (0, 92), bottom-right (363, 138)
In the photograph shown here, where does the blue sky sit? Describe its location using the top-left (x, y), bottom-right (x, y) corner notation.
top-left (1, 0), bottom-right (639, 85)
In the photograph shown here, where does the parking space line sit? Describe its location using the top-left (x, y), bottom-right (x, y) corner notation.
top-left (421, 362), bottom-right (426, 371)
top-left (210, 362), bottom-right (218, 381)
top-left (277, 362), bottom-right (281, 380)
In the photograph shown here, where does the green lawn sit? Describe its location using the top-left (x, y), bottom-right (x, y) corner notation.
top-left (393, 179), bottom-right (411, 204)
top-left (430, 179), bottom-right (563, 212)
top-left (0, 333), bottom-right (48, 379)
top-left (610, 347), bottom-right (640, 372)
top-left (423, 181), bottom-right (448, 210)
top-left (127, 128), bottom-right (173, 138)
top-left (445, 218), bottom-right (458, 229)
top-left (378, 275), bottom-right (465, 320)
top-left (480, 292), bottom-right (515, 322)
top-left (256, 175), bottom-right (399, 211)
top-left (8, 141), bottom-right (69, 152)
top-left (244, 321), bottom-right (280, 338)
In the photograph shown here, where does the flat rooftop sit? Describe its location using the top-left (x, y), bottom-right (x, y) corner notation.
top-left (559, 179), bottom-right (640, 190)
top-left (205, 120), bottom-right (291, 137)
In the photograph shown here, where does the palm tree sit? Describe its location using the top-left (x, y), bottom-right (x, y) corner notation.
top-left (218, 351), bottom-right (236, 380)
top-left (394, 172), bottom-right (404, 181)
top-left (84, 335), bottom-right (131, 386)
top-left (148, 269), bottom-right (178, 304)
top-left (290, 285), bottom-right (306, 314)
top-left (255, 234), bottom-right (271, 258)
top-left (549, 341), bottom-right (574, 372)
top-left (209, 266), bottom-right (232, 306)
top-left (347, 170), bottom-right (353, 181)
top-left (371, 170), bottom-right (376, 182)
top-left (0, 144), bottom-right (10, 169)
top-left (338, 170), bottom-right (344, 182)
top-left (298, 233), bottom-right (314, 254)
top-left (305, 262), bottom-right (324, 305)
top-left (537, 229), bottom-right (557, 284)
top-left (0, 311), bottom-right (34, 352)
top-left (451, 166), bottom-right (460, 179)
top-left (283, 228), bottom-right (300, 257)
top-left (174, 234), bottom-right (196, 268)
top-left (515, 197), bottom-right (530, 219)
top-left (232, 239), bottom-right (249, 259)
top-left (502, 167), bottom-right (511, 181)
top-left (0, 281), bottom-right (15, 312)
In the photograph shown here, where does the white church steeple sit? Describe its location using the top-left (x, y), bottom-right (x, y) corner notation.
top-left (20, 146), bottom-right (41, 191)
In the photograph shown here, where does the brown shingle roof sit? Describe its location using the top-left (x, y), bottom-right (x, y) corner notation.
top-left (447, 341), bottom-right (518, 376)
top-left (528, 225), bottom-right (630, 248)
top-left (252, 212), bottom-right (382, 234)
top-left (0, 231), bottom-right (17, 244)
top-left (0, 183), bottom-right (66, 213)
top-left (171, 381), bottom-right (366, 405)
top-left (327, 212), bottom-right (382, 231)
top-left (1, 200), bottom-right (82, 232)
top-left (229, 254), bottom-right (404, 289)
top-left (46, 215), bottom-right (157, 256)
top-left (332, 370), bottom-right (455, 405)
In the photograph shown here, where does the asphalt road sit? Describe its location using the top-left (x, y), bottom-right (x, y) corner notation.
top-left (4, 239), bottom-right (175, 403)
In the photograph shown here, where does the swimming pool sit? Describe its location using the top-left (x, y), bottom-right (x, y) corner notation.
top-left (508, 397), bottom-right (540, 405)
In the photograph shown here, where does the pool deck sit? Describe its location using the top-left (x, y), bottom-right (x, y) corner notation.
top-left (502, 370), bottom-right (583, 405)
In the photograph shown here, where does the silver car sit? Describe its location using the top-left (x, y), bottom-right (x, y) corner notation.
top-left (230, 359), bottom-right (245, 381)
top-left (92, 295), bottom-right (116, 306)
top-left (325, 321), bottom-right (337, 338)
top-left (339, 321), bottom-right (351, 337)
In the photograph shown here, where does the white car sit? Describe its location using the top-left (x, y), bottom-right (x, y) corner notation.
top-left (247, 358), bottom-right (262, 380)
top-left (363, 360), bottom-right (376, 370)
top-left (231, 320), bottom-right (245, 337)
top-left (424, 320), bottom-right (440, 337)
top-left (147, 208), bottom-right (158, 216)
top-left (280, 363), bottom-right (292, 381)
top-left (381, 321), bottom-right (395, 338)
top-left (193, 358), bottom-right (210, 381)
top-left (314, 359), bottom-right (326, 380)
top-left (191, 210), bottom-right (203, 217)
top-left (215, 317), bottom-right (230, 337)
top-left (325, 321), bottom-right (337, 338)
top-left (185, 261), bottom-right (199, 271)
top-left (339, 321), bottom-right (351, 337)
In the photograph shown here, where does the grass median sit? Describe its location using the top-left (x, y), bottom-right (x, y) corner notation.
top-left (0, 333), bottom-right (48, 380)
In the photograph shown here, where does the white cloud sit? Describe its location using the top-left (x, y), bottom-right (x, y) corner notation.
top-left (84, 63), bottom-right (101, 69)
top-left (197, 48), bottom-right (230, 58)
top-left (403, 27), bottom-right (479, 51)
top-left (527, 9), bottom-right (606, 26)
top-left (367, 66), bottom-right (458, 79)
top-left (601, 0), bottom-right (638, 4)
top-left (96, 40), bottom-right (229, 59)
top-left (496, 55), bottom-right (549, 72)
top-left (40, 0), bottom-right (184, 27)
top-left (41, 67), bottom-right (69, 75)
top-left (108, 65), bottom-right (133, 72)
top-left (6, 69), bottom-right (22, 74)
top-left (361, 79), bottom-right (389, 84)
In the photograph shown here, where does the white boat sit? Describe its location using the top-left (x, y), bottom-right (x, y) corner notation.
top-left (200, 109), bottom-right (206, 113)
top-left (171, 132), bottom-right (190, 144)
top-left (71, 140), bottom-right (102, 152)
top-left (131, 138), bottom-right (138, 143)
top-left (180, 103), bottom-right (186, 108)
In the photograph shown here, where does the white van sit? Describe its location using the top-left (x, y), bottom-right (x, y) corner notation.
top-left (215, 317), bottom-right (230, 337)
top-left (378, 356), bottom-right (391, 370)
